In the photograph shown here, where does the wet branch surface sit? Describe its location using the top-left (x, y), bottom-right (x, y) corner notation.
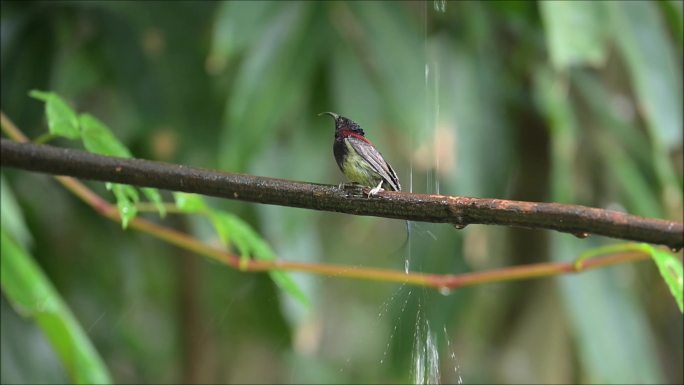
top-left (1, 139), bottom-right (682, 250)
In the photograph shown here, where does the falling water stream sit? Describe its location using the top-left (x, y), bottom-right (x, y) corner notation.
top-left (339, 2), bottom-right (464, 383)
top-left (380, 1), bottom-right (463, 384)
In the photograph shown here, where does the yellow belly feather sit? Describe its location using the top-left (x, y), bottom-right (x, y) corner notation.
top-left (340, 140), bottom-right (381, 187)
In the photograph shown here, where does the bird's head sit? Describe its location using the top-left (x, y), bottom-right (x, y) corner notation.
top-left (318, 112), bottom-right (365, 136)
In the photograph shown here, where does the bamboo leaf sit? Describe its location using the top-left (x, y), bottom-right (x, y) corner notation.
top-left (609, 1), bottom-right (683, 149)
top-left (540, 1), bottom-right (607, 69)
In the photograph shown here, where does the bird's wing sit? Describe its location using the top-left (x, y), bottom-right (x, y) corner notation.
top-left (347, 137), bottom-right (401, 191)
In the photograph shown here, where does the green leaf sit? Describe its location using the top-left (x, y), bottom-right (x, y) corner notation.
top-left (208, 1), bottom-right (283, 73)
top-left (648, 246), bottom-right (684, 312)
top-left (141, 187), bottom-right (166, 218)
top-left (80, 113), bottom-right (166, 218)
top-left (539, 1), bottom-right (607, 69)
top-left (111, 184), bottom-right (139, 229)
top-left (608, 1), bottom-right (683, 150)
top-left (267, 270), bottom-right (309, 307)
top-left (575, 243), bottom-right (682, 329)
top-left (79, 113), bottom-right (166, 221)
top-left (1, 230), bottom-right (112, 384)
top-left (1, 174), bottom-right (33, 248)
top-left (534, 67), bottom-right (579, 204)
top-left (174, 193), bottom-right (306, 307)
top-left (79, 113), bottom-right (132, 158)
top-left (207, 211), bottom-right (310, 306)
top-left (220, 2), bottom-right (321, 171)
top-left (603, 145), bottom-right (663, 218)
top-left (349, 3), bottom-right (425, 134)
top-left (554, 237), bottom-right (663, 383)
top-left (173, 192), bottom-right (208, 213)
top-left (208, 211), bottom-right (252, 257)
top-left (660, 0), bottom-right (683, 47)
top-left (30, 93), bottom-right (167, 220)
top-left (29, 90), bottom-right (81, 139)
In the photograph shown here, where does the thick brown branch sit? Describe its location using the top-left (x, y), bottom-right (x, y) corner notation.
top-left (1, 139), bottom-right (682, 249)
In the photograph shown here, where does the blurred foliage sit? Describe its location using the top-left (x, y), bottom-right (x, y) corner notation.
top-left (173, 192), bottom-right (309, 306)
top-left (1, 1), bottom-right (682, 384)
top-left (1, 228), bottom-right (111, 384)
top-left (29, 90), bottom-right (167, 228)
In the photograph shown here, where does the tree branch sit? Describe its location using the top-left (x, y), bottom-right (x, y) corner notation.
top-left (0, 116), bottom-right (676, 291)
top-left (1, 139), bottom-right (682, 250)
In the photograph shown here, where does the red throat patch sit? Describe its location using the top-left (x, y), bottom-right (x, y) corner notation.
top-left (339, 129), bottom-right (372, 144)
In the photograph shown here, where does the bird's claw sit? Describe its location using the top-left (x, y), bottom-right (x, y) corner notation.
top-left (367, 180), bottom-right (385, 197)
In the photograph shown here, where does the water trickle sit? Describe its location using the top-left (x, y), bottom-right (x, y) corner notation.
top-left (378, 286), bottom-right (411, 369)
top-left (433, 0), bottom-right (446, 13)
top-left (412, 316), bottom-right (441, 384)
top-left (378, 284), bottom-right (406, 320)
top-left (426, 324), bottom-right (440, 384)
top-left (382, 2), bottom-right (453, 383)
top-left (443, 327), bottom-right (464, 384)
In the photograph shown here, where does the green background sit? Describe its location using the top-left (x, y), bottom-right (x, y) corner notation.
top-left (1, 1), bottom-right (682, 383)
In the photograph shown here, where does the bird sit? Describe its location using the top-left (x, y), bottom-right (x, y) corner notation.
top-left (318, 112), bottom-right (401, 196)
top-left (319, 111), bottom-right (411, 260)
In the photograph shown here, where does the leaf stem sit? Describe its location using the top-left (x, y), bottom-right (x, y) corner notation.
top-left (33, 132), bottom-right (58, 144)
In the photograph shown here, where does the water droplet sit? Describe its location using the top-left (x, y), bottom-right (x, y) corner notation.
top-left (439, 286), bottom-right (451, 296)
top-left (573, 232), bottom-right (590, 239)
top-left (380, 359), bottom-right (384, 364)
top-left (405, 259), bottom-right (410, 274)
top-left (671, 246), bottom-right (682, 253)
top-left (452, 223), bottom-right (467, 230)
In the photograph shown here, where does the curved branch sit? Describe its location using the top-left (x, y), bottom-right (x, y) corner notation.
top-left (1, 139), bottom-right (682, 249)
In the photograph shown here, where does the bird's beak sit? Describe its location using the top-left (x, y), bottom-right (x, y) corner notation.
top-left (318, 111), bottom-right (339, 120)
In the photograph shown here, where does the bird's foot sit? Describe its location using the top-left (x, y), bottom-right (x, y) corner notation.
top-left (367, 180), bottom-right (385, 197)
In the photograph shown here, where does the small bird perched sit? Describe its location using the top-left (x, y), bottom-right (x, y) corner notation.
top-left (319, 112), bottom-right (401, 196)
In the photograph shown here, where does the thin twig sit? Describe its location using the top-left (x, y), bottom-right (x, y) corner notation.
top-left (1, 138), bottom-right (682, 249)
